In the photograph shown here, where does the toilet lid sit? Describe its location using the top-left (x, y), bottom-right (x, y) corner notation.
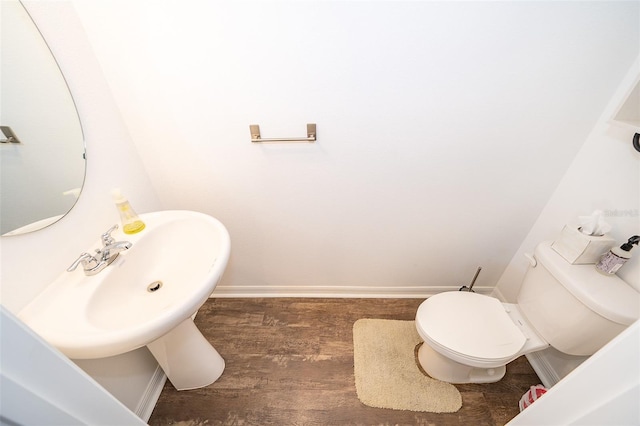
top-left (416, 292), bottom-right (526, 361)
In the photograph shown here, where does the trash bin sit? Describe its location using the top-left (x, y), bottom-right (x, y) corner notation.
top-left (519, 385), bottom-right (547, 411)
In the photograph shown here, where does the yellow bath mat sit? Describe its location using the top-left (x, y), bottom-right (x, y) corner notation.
top-left (353, 319), bottom-right (462, 413)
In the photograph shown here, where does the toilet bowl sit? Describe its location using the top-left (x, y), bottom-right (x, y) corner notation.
top-left (415, 241), bottom-right (639, 384)
top-left (415, 292), bottom-right (548, 383)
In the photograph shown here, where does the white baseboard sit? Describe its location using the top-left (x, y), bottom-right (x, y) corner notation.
top-left (135, 365), bottom-right (166, 422)
top-left (525, 351), bottom-right (561, 389)
top-left (212, 284), bottom-right (494, 298)
top-left (490, 286), bottom-right (507, 301)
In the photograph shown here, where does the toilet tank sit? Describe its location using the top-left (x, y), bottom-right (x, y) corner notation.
top-left (517, 241), bottom-right (639, 356)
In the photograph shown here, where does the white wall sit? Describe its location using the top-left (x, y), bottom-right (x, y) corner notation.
top-left (0, 1), bottom-right (162, 314)
top-left (0, 1), bottom-right (164, 418)
top-left (494, 60), bottom-right (640, 384)
top-left (72, 0), bottom-right (639, 296)
top-left (495, 65), bottom-right (640, 301)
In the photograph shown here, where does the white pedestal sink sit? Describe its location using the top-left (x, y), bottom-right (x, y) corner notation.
top-left (18, 210), bottom-right (231, 391)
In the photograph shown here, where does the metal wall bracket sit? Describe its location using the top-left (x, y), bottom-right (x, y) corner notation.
top-left (0, 126), bottom-right (22, 144)
top-left (250, 123), bottom-right (316, 143)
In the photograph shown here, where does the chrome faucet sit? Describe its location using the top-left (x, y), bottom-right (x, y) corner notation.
top-left (67, 225), bottom-right (132, 276)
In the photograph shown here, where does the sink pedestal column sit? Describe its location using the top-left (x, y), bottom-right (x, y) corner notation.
top-left (147, 318), bottom-right (225, 391)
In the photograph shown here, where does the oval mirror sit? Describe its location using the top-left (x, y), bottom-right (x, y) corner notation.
top-left (1, 0), bottom-right (86, 236)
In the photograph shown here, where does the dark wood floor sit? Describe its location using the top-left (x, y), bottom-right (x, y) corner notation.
top-left (148, 298), bottom-right (541, 426)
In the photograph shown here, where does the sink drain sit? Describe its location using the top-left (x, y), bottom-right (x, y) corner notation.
top-left (147, 281), bottom-right (163, 292)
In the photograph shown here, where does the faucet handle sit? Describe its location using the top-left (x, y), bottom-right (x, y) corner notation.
top-left (101, 224), bottom-right (118, 246)
top-left (67, 252), bottom-right (98, 272)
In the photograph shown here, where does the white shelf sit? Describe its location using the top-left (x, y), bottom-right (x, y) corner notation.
top-left (611, 77), bottom-right (640, 132)
top-left (609, 118), bottom-right (640, 132)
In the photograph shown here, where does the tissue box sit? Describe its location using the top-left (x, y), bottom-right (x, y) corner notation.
top-left (551, 225), bottom-right (615, 264)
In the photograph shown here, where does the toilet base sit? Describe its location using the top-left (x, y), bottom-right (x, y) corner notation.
top-left (417, 342), bottom-right (505, 384)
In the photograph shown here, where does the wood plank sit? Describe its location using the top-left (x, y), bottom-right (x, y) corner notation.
top-left (149, 298), bottom-right (541, 426)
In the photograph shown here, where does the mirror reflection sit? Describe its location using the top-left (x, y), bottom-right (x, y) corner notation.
top-left (1, 0), bottom-right (86, 236)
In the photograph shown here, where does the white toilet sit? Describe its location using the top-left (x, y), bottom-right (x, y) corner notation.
top-left (415, 241), bottom-right (640, 384)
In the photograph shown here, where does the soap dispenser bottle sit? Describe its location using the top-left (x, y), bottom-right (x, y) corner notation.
top-left (112, 189), bottom-right (146, 234)
top-left (595, 235), bottom-right (640, 275)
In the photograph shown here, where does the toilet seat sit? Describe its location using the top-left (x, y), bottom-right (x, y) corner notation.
top-left (416, 292), bottom-right (527, 368)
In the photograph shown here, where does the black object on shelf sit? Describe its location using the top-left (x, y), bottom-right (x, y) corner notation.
top-left (634, 133), bottom-right (640, 153)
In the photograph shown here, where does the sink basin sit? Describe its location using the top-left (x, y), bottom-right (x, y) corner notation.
top-left (18, 210), bottom-right (230, 390)
top-left (87, 217), bottom-right (223, 331)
